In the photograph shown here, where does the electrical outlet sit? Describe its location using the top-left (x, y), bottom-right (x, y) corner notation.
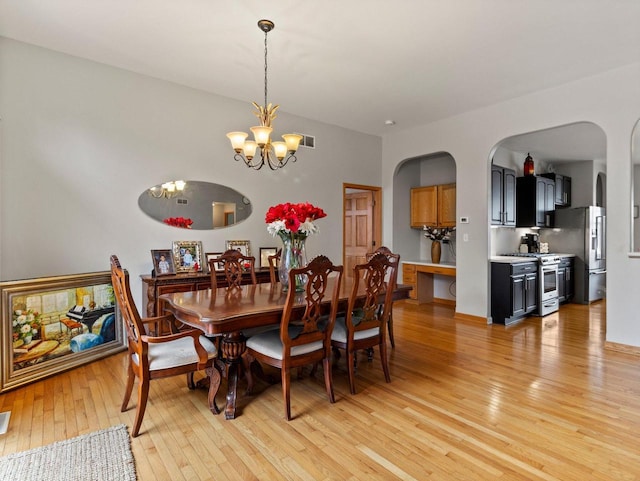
top-left (460, 216), bottom-right (469, 223)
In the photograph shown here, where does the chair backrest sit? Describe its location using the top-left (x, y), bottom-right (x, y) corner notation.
top-left (110, 255), bottom-right (145, 350)
top-left (366, 246), bottom-right (400, 290)
top-left (209, 249), bottom-right (257, 289)
top-left (280, 255), bottom-right (343, 353)
top-left (268, 249), bottom-right (281, 284)
top-left (346, 252), bottom-right (398, 336)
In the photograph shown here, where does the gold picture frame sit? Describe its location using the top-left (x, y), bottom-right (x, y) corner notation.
top-left (172, 241), bottom-right (204, 272)
top-left (0, 271), bottom-right (125, 393)
top-left (225, 240), bottom-right (251, 257)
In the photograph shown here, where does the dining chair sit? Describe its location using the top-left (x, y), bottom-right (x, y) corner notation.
top-left (209, 249), bottom-right (257, 289)
top-left (366, 246), bottom-right (400, 348)
top-left (110, 255), bottom-right (222, 437)
top-left (245, 255), bottom-right (343, 420)
top-left (267, 249), bottom-right (281, 284)
top-left (331, 252), bottom-right (397, 394)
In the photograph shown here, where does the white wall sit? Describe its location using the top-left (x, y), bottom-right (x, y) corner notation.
top-left (0, 38), bottom-right (381, 308)
top-left (382, 62), bottom-right (640, 347)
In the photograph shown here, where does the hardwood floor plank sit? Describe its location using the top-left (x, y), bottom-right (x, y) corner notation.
top-left (1, 300), bottom-right (640, 480)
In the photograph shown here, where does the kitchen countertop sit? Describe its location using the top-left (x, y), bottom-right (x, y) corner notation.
top-left (490, 253), bottom-right (576, 264)
top-left (402, 260), bottom-right (456, 268)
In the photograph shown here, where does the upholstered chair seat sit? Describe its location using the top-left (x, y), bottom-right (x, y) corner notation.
top-left (131, 335), bottom-right (217, 371)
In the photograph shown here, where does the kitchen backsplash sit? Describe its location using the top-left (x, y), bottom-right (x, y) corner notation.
top-left (491, 227), bottom-right (541, 255)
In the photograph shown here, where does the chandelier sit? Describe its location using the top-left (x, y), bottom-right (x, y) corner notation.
top-left (148, 180), bottom-right (186, 198)
top-left (226, 19), bottom-right (302, 170)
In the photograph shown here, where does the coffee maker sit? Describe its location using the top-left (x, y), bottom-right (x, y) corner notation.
top-left (524, 233), bottom-right (540, 253)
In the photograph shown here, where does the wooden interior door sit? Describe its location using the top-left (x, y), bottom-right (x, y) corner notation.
top-left (344, 191), bottom-right (374, 278)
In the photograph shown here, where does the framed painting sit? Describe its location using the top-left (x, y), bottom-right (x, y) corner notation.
top-left (0, 271), bottom-right (125, 393)
top-left (172, 241), bottom-right (204, 272)
top-left (259, 247), bottom-right (278, 269)
top-left (151, 249), bottom-right (175, 276)
top-left (225, 240), bottom-right (251, 257)
top-left (205, 252), bottom-right (224, 272)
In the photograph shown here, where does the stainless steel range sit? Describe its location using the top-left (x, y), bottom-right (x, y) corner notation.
top-left (502, 253), bottom-right (561, 316)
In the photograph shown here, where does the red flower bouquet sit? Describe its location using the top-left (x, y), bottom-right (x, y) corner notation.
top-left (265, 202), bottom-right (326, 237)
top-left (163, 217), bottom-right (193, 229)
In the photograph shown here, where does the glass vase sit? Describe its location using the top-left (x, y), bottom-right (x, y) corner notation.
top-left (278, 233), bottom-right (308, 291)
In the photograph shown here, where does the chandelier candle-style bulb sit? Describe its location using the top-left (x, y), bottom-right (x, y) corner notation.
top-left (250, 126), bottom-right (273, 147)
top-left (272, 141), bottom-right (287, 160)
top-left (227, 132), bottom-right (249, 152)
top-left (226, 19), bottom-right (304, 170)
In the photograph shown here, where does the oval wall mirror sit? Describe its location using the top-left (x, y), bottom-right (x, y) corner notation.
top-left (138, 180), bottom-right (252, 230)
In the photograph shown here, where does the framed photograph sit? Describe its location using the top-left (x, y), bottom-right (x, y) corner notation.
top-left (259, 247), bottom-right (278, 269)
top-left (172, 241), bottom-right (204, 272)
top-left (205, 252), bottom-right (224, 272)
top-left (0, 271), bottom-right (125, 393)
top-left (226, 240), bottom-right (251, 257)
top-left (151, 249), bottom-right (175, 276)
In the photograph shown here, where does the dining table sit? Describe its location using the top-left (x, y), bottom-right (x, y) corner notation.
top-left (160, 278), bottom-right (411, 419)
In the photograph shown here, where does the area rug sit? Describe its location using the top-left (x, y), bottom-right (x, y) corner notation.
top-left (0, 424), bottom-right (136, 480)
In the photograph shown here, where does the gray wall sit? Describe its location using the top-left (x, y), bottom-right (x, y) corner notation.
top-left (0, 38), bottom-right (381, 307)
top-left (382, 61), bottom-right (640, 348)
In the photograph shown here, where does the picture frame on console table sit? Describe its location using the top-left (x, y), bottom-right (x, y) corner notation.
top-left (259, 247), bottom-right (278, 269)
top-left (172, 240), bottom-right (203, 273)
top-left (0, 271), bottom-right (125, 393)
top-left (151, 249), bottom-right (175, 276)
top-left (225, 240), bottom-right (251, 257)
top-left (205, 252), bottom-right (224, 272)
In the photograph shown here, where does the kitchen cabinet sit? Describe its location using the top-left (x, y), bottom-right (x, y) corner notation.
top-left (516, 176), bottom-right (555, 227)
top-left (542, 173), bottom-right (571, 207)
top-left (491, 261), bottom-right (538, 325)
top-left (410, 183), bottom-right (456, 228)
top-left (557, 256), bottom-right (575, 303)
top-left (402, 261), bottom-right (456, 304)
top-left (402, 263), bottom-right (418, 300)
top-left (491, 165), bottom-right (516, 226)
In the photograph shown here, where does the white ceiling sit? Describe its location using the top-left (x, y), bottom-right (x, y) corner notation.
top-left (1, 1), bottom-right (639, 137)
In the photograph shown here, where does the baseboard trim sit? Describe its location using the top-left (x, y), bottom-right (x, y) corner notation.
top-left (433, 298), bottom-right (456, 307)
top-left (454, 312), bottom-right (489, 324)
top-left (604, 341), bottom-right (640, 356)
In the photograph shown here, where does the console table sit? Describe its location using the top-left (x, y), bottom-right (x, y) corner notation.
top-left (141, 269), bottom-right (272, 317)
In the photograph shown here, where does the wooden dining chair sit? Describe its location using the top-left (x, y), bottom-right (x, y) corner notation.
top-left (267, 249), bottom-right (281, 284)
top-left (245, 255), bottom-right (343, 420)
top-left (366, 246), bottom-right (400, 348)
top-left (110, 255), bottom-right (222, 437)
top-left (331, 252), bottom-right (397, 394)
top-left (209, 249), bottom-right (257, 289)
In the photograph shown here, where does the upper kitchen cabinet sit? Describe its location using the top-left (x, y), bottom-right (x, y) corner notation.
top-left (541, 173), bottom-right (571, 207)
top-left (410, 183), bottom-right (456, 228)
top-left (491, 165), bottom-right (516, 226)
top-left (516, 176), bottom-right (555, 227)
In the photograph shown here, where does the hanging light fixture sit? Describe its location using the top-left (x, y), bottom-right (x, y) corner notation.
top-left (227, 19), bottom-right (302, 170)
top-left (148, 180), bottom-right (186, 198)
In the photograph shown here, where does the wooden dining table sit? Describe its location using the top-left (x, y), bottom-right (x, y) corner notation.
top-left (160, 278), bottom-right (411, 419)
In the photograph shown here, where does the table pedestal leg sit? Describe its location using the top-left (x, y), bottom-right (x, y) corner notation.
top-left (220, 332), bottom-right (246, 420)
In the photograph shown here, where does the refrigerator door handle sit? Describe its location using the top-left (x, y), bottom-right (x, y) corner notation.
top-left (590, 270), bottom-right (607, 275)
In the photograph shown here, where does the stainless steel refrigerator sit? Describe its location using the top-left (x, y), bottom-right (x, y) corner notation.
top-left (552, 206), bottom-right (606, 303)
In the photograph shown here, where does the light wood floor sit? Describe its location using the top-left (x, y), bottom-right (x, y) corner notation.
top-left (1, 300), bottom-right (639, 480)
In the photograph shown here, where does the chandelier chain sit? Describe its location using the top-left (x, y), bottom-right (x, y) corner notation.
top-left (263, 29), bottom-right (269, 109)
